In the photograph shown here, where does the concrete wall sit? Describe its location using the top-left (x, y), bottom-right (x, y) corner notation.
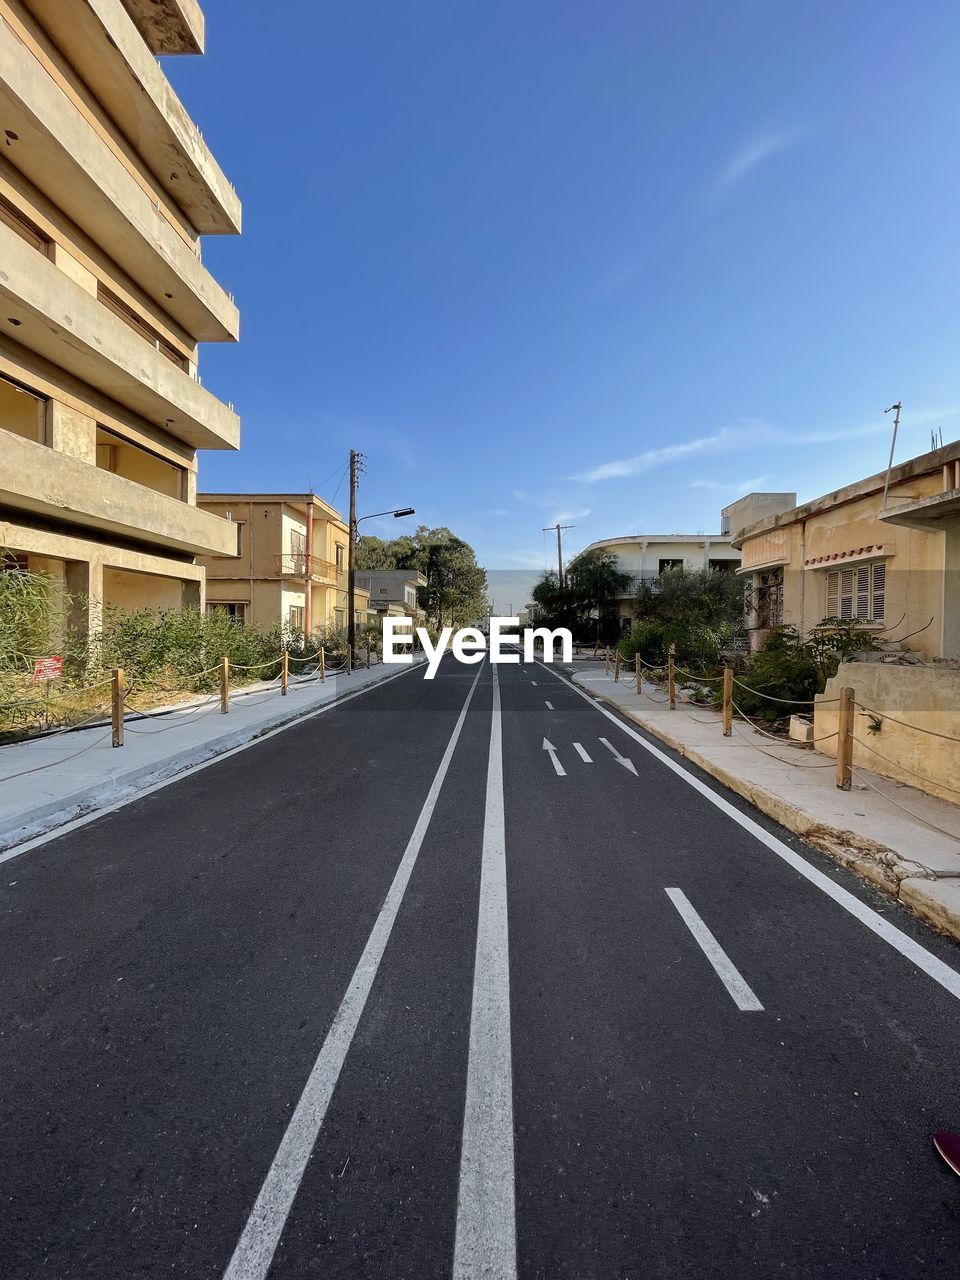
top-left (815, 662), bottom-right (960, 806)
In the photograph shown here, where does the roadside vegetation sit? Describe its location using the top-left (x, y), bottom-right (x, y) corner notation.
top-left (0, 555), bottom-right (384, 743)
top-left (357, 524), bottom-right (488, 629)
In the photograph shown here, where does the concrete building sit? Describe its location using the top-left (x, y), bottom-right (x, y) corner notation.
top-left (357, 570), bottom-right (427, 624)
top-left (197, 494), bottom-right (370, 636)
top-left (579, 529), bottom-right (741, 628)
top-left (0, 0), bottom-right (240, 637)
top-left (734, 441), bottom-right (960, 659)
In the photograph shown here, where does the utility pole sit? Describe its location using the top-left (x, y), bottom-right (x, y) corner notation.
top-left (881, 402), bottom-right (901, 510)
top-left (543, 523), bottom-right (574, 591)
top-left (347, 449), bottom-right (363, 672)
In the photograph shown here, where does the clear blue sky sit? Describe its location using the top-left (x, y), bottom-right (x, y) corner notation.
top-left (167, 1), bottom-right (960, 609)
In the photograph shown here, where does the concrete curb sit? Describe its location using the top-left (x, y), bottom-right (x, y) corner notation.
top-left (576, 676), bottom-right (960, 946)
top-left (0, 662), bottom-right (419, 855)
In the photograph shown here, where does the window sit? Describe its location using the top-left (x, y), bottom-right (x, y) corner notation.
top-left (288, 605), bottom-right (305, 633)
top-left (379, 587), bottom-right (388, 596)
top-left (208, 602), bottom-right (246, 623)
top-left (754, 568), bottom-right (783, 629)
top-left (235, 523), bottom-right (244, 557)
top-left (335, 543), bottom-right (345, 572)
top-left (97, 285), bottom-right (190, 372)
top-left (334, 608), bottom-right (345, 628)
top-left (709, 558), bottom-right (736, 574)
top-left (405, 588), bottom-right (417, 607)
top-left (0, 374), bottom-right (46, 443)
top-left (95, 426), bottom-right (185, 499)
top-left (0, 193), bottom-right (49, 254)
top-left (825, 562), bottom-right (885, 623)
top-left (659, 558), bottom-right (684, 574)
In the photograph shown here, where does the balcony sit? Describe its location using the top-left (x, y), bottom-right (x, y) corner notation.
top-left (275, 553), bottom-right (338, 582)
top-left (0, 429), bottom-right (238, 556)
top-left (880, 489), bottom-right (960, 531)
top-left (0, 222), bottom-right (238, 451)
top-left (23, 0), bottom-right (239, 234)
top-left (0, 18), bottom-right (238, 342)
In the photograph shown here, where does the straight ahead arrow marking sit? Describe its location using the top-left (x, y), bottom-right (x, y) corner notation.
top-left (542, 738), bottom-right (566, 777)
top-left (599, 737), bottom-right (638, 776)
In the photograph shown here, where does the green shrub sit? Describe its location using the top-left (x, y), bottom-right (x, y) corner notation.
top-left (734, 627), bottom-right (822, 721)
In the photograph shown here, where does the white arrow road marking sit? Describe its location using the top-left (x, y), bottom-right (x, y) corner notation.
top-left (599, 736), bottom-right (637, 775)
top-left (665, 888), bottom-right (763, 1011)
top-left (542, 738), bottom-right (566, 776)
top-left (573, 742), bottom-right (592, 763)
top-left (544, 700), bottom-right (554, 710)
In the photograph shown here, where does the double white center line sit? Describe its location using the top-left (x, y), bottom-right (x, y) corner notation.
top-left (454, 663), bottom-right (518, 1278)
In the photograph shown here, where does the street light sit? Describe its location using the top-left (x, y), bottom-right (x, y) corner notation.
top-left (348, 502), bottom-right (416, 670)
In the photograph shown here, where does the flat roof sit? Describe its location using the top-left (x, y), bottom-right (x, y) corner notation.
top-left (733, 438), bottom-right (960, 547)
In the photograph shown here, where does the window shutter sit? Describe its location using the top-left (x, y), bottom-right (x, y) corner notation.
top-left (872, 561), bottom-right (886, 621)
top-left (826, 572), bottom-right (838, 617)
top-left (855, 566), bottom-right (870, 619)
top-left (840, 569), bottom-right (854, 619)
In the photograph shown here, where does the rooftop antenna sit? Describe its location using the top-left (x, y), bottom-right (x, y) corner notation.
top-left (881, 401), bottom-right (901, 510)
top-left (932, 427), bottom-right (944, 451)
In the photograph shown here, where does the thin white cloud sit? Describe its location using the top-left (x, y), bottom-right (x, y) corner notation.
top-left (717, 129), bottom-right (802, 190)
top-left (690, 474), bottom-right (771, 494)
top-left (551, 507), bottom-right (591, 524)
top-left (571, 407), bottom-right (960, 484)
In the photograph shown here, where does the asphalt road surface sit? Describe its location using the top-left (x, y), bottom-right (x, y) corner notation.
top-left (3, 653), bottom-right (960, 1278)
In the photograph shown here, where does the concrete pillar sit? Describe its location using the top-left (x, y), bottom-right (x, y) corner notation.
top-left (943, 525), bottom-right (960, 659)
top-left (64, 557), bottom-right (103, 644)
top-left (47, 402), bottom-right (96, 463)
top-left (182, 578), bottom-right (202, 612)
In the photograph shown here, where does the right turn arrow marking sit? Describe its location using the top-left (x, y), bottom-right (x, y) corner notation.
top-left (599, 737), bottom-right (638, 776)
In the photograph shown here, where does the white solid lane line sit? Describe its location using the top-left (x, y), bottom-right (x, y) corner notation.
top-left (544, 700), bottom-right (554, 710)
top-left (573, 742), bottom-right (592, 763)
top-left (536, 659), bottom-right (960, 1004)
top-left (665, 888), bottom-right (764, 1012)
top-left (454, 663), bottom-right (517, 1280)
top-left (221, 663), bottom-right (486, 1280)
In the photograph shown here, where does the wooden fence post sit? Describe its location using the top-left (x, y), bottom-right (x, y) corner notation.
top-left (281, 649), bottom-right (289, 696)
top-left (836, 686), bottom-right (854, 790)
top-left (220, 656), bottom-right (230, 714)
top-left (604, 647), bottom-right (610, 677)
top-left (111, 666), bottom-right (124, 748)
top-left (635, 654), bottom-right (641, 695)
top-left (366, 645), bottom-right (371, 669)
top-left (614, 649), bottom-right (621, 682)
top-left (668, 654), bottom-right (676, 709)
top-left (319, 648), bottom-right (326, 683)
top-left (722, 667), bottom-right (733, 737)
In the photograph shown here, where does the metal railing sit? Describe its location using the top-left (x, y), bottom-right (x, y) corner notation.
top-left (274, 553), bottom-right (338, 580)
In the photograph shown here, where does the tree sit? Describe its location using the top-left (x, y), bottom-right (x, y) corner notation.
top-left (356, 526), bottom-right (487, 628)
top-left (566, 550), bottom-right (631, 641)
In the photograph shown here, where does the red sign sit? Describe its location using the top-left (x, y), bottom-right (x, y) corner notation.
top-left (32, 656), bottom-right (62, 683)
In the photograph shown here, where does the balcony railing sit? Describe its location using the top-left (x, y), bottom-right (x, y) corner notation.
top-left (275, 553), bottom-right (338, 580)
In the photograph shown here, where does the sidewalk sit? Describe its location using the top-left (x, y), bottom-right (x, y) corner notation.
top-left (0, 660), bottom-right (420, 857)
top-left (571, 666), bottom-right (960, 943)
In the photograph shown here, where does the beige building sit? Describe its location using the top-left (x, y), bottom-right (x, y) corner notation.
top-left (357, 570), bottom-right (427, 624)
top-left (733, 442), bottom-right (960, 660)
top-left (580, 529), bottom-right (742, 628)
top-left (197, 493), bottom-right (371, 636)
top-left (0, 0), bottom-right (240, 637)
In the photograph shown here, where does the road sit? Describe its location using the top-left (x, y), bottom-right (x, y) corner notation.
top-left (2, 653), bottom-right (960, 1278)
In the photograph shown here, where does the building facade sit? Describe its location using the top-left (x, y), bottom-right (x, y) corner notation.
top-left (578, 531), bottom-right (741, 628)
top-left (0, 0), bottom-right (240, 637)
top-left (357, 570), bottom-right (427, 626)
top-left (197, 493), bottom-right (370, 636)
top-left (734, 442), bottom-right (960, 659)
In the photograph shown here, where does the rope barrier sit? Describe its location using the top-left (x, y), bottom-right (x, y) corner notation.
top-left (0, 728), bottom-right (113, 784)
top-left (854, 702), bottom-right (960, 745)
top-left (851, 735), bottom-right (960, 797)
top-left (729, 721), bottom-right (836, 768)
top-left (851, 769), bottom-right (960, 843)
